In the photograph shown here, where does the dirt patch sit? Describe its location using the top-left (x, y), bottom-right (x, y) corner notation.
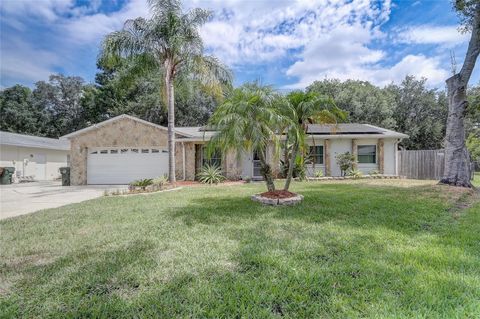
top-left (259, 190), bottom-right (297, 199)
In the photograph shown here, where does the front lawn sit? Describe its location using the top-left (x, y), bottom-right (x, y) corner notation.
top-left (1, 180), bottom-right (479, 318)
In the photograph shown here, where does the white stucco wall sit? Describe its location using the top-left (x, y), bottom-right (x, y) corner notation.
top-left (305, 137), bottom-right (399, 176)
top-left (0, 145), bottom-right (69, 180)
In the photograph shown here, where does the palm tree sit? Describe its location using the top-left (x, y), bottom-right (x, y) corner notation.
top-left (281, 91), bottom-right (346, 191)
top-left (207, 83), bottom-right (286, 192)
top-left (101, 0), bottom-right (232, 183)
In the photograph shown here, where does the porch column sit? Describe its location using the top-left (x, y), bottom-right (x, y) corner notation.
top-left (378, 138), bottom-right (384, 174)
top-left (352, 139), bottom-right (358, 170)
top-left (325, 139), bottom-right (331, 176)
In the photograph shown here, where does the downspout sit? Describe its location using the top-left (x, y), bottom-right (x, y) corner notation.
top-left (182, 142), bottom-right (186, 181)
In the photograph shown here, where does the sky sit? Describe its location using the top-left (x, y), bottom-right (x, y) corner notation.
top-left (1, 0), bottom-right (478, 91)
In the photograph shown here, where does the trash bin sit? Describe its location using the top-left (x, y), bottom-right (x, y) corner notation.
top-left (0, 167), bottom-right (15, 185)
top-left (59, 167), bottom-right (70, 186)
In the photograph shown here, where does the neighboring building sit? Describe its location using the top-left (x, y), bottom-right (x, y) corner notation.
top-left (0, 131), bottom-right (70, 180)
top-left (62, 114), bottom-right (408, 185)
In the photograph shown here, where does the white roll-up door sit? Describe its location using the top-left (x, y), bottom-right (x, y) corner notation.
top-left (87, 147), bottom-right (168, 184)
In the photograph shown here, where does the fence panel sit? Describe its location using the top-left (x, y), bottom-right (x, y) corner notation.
top-left (398, 150), bottom-right (445, 180)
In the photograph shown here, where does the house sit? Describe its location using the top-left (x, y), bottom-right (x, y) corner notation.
top-left (0, 131), bottom-right (70, 180)
top-left (62, 114), bottom-right (408, 185)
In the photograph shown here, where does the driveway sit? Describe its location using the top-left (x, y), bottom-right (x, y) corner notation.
top-left (0, 181), bottom-right (127, 220)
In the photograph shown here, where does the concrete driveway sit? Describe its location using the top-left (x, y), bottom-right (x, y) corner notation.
top-left (0, 181), bottom-right (127, 220)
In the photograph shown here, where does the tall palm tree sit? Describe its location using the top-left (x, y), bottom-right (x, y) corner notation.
top-left (281, 91), bottom-right (346, 191)
top-left (207, 83), bottom-right (287, 192)
top-left (101, 0), bottom-right (232, 183)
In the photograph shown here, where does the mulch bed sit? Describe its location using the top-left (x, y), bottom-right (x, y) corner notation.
top-left (259, 190), bottom-right (298, 199)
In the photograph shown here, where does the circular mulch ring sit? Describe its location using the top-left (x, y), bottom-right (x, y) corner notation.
top-left (251, 190), bottom-right (304, 206)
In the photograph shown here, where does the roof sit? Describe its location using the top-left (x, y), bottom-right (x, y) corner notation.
top-left (62, 114), bottom-right (194, 139)
top-left (0, 131), bottom-right (70, 151)
top-left (306, 123), bottom-right (408, 138)
top-left (175, 127), bottom-right (217, 140)
top-left (61, 114), bottom-right (408, 141)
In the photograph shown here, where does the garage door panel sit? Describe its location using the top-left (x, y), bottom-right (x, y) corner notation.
top-left (87, 147), bottom-right (169, 184)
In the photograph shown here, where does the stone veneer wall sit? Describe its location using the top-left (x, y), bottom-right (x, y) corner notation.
top-left (69, 117), bottom-right (195, 185)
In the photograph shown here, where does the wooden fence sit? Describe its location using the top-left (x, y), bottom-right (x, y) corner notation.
top-left (398, 149), bottom-right (474, 180)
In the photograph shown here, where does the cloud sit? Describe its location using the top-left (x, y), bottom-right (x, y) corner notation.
top-left (396, 25), bottom-right (469, 46)
top-left (285, 54), bottom-right (449, 89)
top-left (0, 38), bottom-right (60, 84)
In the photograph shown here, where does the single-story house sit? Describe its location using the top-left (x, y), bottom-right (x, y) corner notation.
top-left (0, 131), bottom-right (70, 180)
top-left (62, 114), bottom-right (408, 185)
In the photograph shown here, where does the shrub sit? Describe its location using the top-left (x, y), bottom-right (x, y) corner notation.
top-left (336, 152), bottom-right (356, 176)
top-left (197, 165), bottom-right (225, 185)
top-left (130, 178), bottom-right (153, 190)
top-left (153, 175), bottom-right (168, 188)
top-left (348, 169), bottom-right (363, 179)
top-left (314, 170), bottom-right (324, 178)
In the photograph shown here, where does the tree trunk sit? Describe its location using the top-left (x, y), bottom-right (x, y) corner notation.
top-left (165, 61), bottom-right (176, 184)
top-left (441, 5), bottom-right (480, 188)
top-left (284, 139), bottom-right (298, 191)
top-left (440, 75), bottom-right (472, 187)
top-left (258, 149), bottom-right (275, 192)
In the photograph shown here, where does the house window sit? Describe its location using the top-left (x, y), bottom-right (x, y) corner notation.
top-left (357, 145), bottom-right (376, 164)
top-left (202, 146), bottom-right (222, 167)
top-left (141, 149), bottom-right (149, 153)
top-left (309, 146), bottom-right (324, 165)
top-left (151, 149), bottom-right (159, 153)
top-left (100, 150), bottom-right (108, 154)
top-left (110, 149), bottom-right (118, 154)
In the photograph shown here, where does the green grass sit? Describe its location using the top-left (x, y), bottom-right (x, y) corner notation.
top-left (1, 179), bottom-right (479, 318)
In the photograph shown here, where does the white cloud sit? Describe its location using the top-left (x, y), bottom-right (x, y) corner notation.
top-left (0, 38), bottom-right (60, 83)
top-left (397, 25), bottom-right (469, 46)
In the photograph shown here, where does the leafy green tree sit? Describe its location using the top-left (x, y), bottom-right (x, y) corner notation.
top-left (208, 83), bottom-right (285, 192)
top-left (307, 79), bottom-right (396, 129)
top-left (101, 0), bottom-right (232, 183)
top-left (32, 74), bottom-right (87, 137)
top-left (467, 131), bottom-right (480, 168)
top-left (386, 76), bottom-right (448, 150)
top-left (0, 85), bottom-right (48, 135)
top-left (280, 91), bottom-right (346, 190)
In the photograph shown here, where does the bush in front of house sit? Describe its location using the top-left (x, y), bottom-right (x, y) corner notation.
top-left (129, 178), bottom-right (154, 190)
top-left (336, 152), bottom-right (356, 176)
top-left (152, 175), bottom-right (168, 188)
top-left (348, 168), bottom-right (363, 179)
top-left (197, 164), bottom-right (225, 185)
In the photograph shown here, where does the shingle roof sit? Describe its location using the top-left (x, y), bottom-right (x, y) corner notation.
top-left (176, 124), bottom-right (408, 139)
top-left (307, 124), bottom-right (383, 134)
top-left (0, 131), bottom-right (70, 151)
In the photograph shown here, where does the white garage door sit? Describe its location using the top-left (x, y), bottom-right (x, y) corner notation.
top-left (87, 147), bottom-right (168, 184)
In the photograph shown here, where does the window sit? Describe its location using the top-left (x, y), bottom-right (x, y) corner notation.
top-left (151, 149), bottom-right (159, 153)
top-left (309, 146), bottom-right (324, 165)
top-left (141, 149), bottom-right (149, 153)
top-left (100, 150), bottom-right (108, 154)
top-left (202, 146), bottom-right (221, 167)
top-left (131, 148), bottom-right (139, 153)
top-left (357, 145), bottom-right (376, 164)
top-left (110, 149), bottom-right (118, 154)
top-left (121, 149), bottom-right (128, 154)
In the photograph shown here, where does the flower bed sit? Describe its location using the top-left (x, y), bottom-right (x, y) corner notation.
top-left (251, 190), bottom-right (304, 206)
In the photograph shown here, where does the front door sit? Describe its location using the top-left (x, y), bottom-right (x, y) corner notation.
top-left (34, 154), bottom-right (46, 180)
top-left (252, 151), bottom-right (263, 180)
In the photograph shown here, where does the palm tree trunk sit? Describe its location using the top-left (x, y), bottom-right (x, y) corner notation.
top-left (284, 139), bottom-right (298, 191)
top-left (165, 62), bottom-right (176, 184)
top-left (258, 149), bottom-right (275, 192)
top-left (441, 6), bottom-right (479, 188)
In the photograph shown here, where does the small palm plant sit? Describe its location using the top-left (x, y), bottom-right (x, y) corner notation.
top-left (130, 178), bottom-right (154, 190)
top-left (279, 91), bottom-right (346, 190)
top-left (197, 165), bottom-right (225, 185)
top-left (207, 82), bottom-right (286, 192)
